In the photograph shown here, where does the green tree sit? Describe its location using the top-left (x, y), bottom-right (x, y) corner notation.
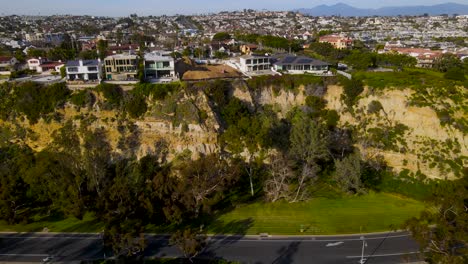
top-left (444, 67), bottom-right (466, 81)
top-left (433, 53), bottom-right (463, 72)
top-left (221, 99), bottom-right (271, 196)
top-left (97, 39), bottom-right (108, 60)
top-left (170, 228), bottom-right (207, 262)
top-left (332, 153), bottom-right (364, 194)
top-left (405, 174), bottom-right (467, 264)
top-left (341, 77), bottom-right (364, 109)
top-left (0, 145), bottom-right (34, 224)
top-left (212, 32), bottom-right (231, 41)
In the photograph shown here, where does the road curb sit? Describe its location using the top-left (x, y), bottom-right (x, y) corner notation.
top-left (0, 229), bottom-right (409, 238)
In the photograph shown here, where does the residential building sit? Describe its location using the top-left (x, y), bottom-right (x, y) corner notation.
top-left (27, 57), bottom-right (44, 71)
top-left (37, 61), bottom-right (64, 73)
top-left (143, 51), bottom-right (175, 80)
top-left (239, 55), bottom-right (271, 72)
top-left (240, 44), bottom-right (258, 54)
top-left (103, 54), bottom-right (138, 81)
top-left (65, 59), bottom-right (102, 81)
top-left (319, 34), bottom-right (353, 49)
top-left (107, 44), bottom-right (139, 55)
top-left (272, 55), bottom-right (330, 74)
top-left (0, 56), bottom-right (18, 73)
top-left (385, 47), bottom-right (443, 68)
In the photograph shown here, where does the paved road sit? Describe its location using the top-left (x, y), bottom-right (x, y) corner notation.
top-left (0, 232), bottom-right (423, 263)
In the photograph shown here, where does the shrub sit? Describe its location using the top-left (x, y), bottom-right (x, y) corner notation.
top-left (367, 100), bottom-right (383, 114)
top-left (13, 82), bottom-right (70, 123)
top-left (96, 83), bottom-right (124, 107)
top-left (444, 67), bottom-right (466, 81)
top-left (341, 77), bottom-right (364, 109)
top-left (325, 110), bottom-right (340, 128)
top-left (70, 90), bottom-right (95, 108)
top-left (125, 93), bottom-right (148, 118)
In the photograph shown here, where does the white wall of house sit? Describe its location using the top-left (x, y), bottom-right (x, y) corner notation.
top-left (27, 58), bottom-right (42, 71)
top-left (240, 56), bottom-right (271, 72)
top-left (66, 60), bottom-right (102, 81)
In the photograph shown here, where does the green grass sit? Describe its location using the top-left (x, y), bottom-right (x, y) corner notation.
top-left (0, 193), bottom-right (425, 235)
top-left (0, 212), bottom-right (104, 233)
top-left (207, 192), bottom-right (425, 235)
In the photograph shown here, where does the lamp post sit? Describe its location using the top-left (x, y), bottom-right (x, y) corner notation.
top-left (359, 235), bottom-right (367, 264)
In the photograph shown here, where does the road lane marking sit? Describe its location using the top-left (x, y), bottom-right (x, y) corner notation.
top-left (346, 251), bottom-right (420, 258)
top-left (326, 241), bottom-right (344, 247)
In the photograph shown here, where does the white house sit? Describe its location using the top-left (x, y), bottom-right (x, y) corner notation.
top-left (239, 55), bottom-right (271, 72)
top-left (143, 51), bottom-right (175, 80)
top-left (65, 59), bottom-right (102, 81)
top-left (272, 55), bottom-right (330, 74)
top-left (27, 58), bottom-right (45, 71)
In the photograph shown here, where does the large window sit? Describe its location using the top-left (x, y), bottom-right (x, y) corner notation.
top-left (87, 66), bottom-right (97, 71)
top-left (67, 67), bottom-right (78, 72)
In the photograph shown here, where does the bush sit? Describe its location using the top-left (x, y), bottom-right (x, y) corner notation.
top-left (13, 82), bottom-right (70, 123)
top-left (70, 90), bottom-right (95, 108)
top-left (325, 110), bottom-right (340, 128)
top-left (134, 83), bottom-right (181, 101)
top-left (367, 100), bottom-right (383, 114)
top-left (96, 83), bottom-right (124, 107)
top-left (125, 93), bottom-right (148, 118)
top-left (444, 67), bottom-right (466, 81)
top-left (341, 77), bottom-right (364, 109)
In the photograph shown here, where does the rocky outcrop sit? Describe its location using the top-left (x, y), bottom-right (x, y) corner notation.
top-left (324, 85), bottom-right (467, 179)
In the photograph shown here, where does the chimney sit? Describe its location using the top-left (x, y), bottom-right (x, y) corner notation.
top-left (79, 60), bottom-right (83, 67)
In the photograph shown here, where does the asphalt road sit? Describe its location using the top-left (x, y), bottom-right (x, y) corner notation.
top-left (0, 231), bottom-right (423, 264)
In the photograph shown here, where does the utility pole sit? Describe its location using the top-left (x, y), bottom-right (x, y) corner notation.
top-left (359, 226), bottom-right (367, 264)
top-left (359, 235), bottom-right (367, 264)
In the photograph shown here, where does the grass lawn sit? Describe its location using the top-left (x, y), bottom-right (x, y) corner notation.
top-left (0, 212), bottom-right (104, 233)
top-left (0, 193), bottom-right (425, 235)
top-left (207, 192), bottom-right (425, 235)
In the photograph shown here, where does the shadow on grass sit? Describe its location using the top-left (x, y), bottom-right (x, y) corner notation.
top-left (208, 218), bottom-right (254, 235)
top-left (61, 217), bottom-right (104, 233)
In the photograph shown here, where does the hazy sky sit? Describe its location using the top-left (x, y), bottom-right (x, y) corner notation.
top-left (1, 0), bottom-right (467, 16)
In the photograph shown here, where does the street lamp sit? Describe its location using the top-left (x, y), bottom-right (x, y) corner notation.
top-left (359, 235), bottom-right (367, 264)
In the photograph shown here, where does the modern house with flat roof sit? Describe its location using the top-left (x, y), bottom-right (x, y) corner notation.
top-left (65, 59), bottom-right (102, 81)
top-left (272, 55), bottom-right (330, 74)
top-left (104, 54), bottom-right (138, 81)
top-left (143, 51), bottom-right (175, 80)
top-left (239, 55), bottom-right (271, 72)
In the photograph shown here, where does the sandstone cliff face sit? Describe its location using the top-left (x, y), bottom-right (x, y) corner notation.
top-left (5, 80), bottom-right (464, 179)
top-left (324, 85), bottom-right (467, 179)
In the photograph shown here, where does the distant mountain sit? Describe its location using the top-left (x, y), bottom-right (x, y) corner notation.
top-left (296, 2), bottom-right (468, 17)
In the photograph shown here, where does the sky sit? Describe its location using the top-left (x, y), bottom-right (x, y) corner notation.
top-left (1, 0), bottom-right (467, 16)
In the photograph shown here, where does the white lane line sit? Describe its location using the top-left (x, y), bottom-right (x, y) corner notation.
top-left (0, 254), bottom-right (49, 257)
top-left (346, 251), bottom-right (420, 258)
top-left (326, 241), bottom-right (344, 247)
